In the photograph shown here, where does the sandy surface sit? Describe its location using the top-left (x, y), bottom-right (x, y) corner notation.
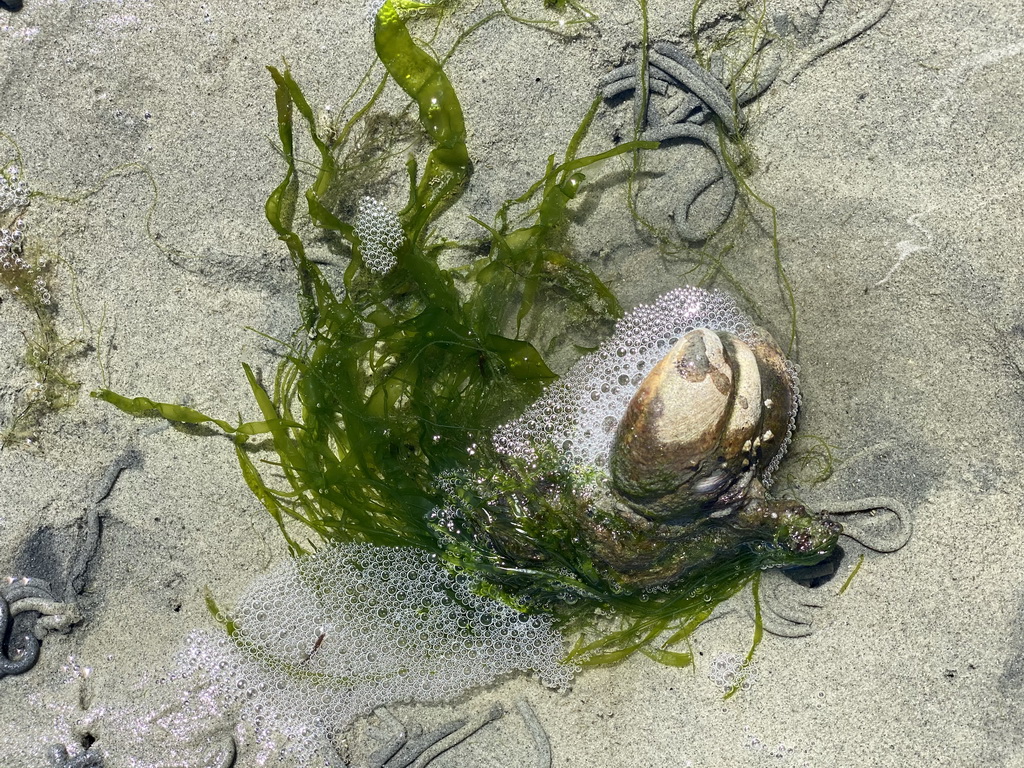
top-left (1, 0), bottom-right (1022, 766)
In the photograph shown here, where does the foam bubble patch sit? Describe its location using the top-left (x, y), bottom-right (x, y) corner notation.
top-left (210, 544), bottom-right (572, 735)
top-left (493, 286), bottom-right (799, 486)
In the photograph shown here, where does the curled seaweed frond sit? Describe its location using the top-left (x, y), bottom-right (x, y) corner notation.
top-left (775, 434), bottom-right (838, 493)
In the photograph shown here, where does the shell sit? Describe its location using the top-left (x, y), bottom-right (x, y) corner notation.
top-left (608, 326), bottom-right (795, 522)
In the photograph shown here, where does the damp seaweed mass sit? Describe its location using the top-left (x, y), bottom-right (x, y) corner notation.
top-left (94, 0), bottom-right (841, 669)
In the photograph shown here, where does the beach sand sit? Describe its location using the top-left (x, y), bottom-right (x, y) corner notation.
top-left (1, 0), bottom-right (1021, 765)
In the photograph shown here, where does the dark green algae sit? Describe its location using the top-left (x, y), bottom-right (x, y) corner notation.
top-left (93, 0), bottom-right (823, 669)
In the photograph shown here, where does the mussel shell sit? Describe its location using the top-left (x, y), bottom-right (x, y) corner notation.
top-left (609, 327), bottom-right (794, 522)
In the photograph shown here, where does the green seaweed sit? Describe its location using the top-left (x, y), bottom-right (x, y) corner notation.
top-left (0, 242), bottom-right (85, 449)
top-left (0, 151), bottom-right (89, 450)
top-left (0, 147), bottom-right (180, 450)
top-left (92, 0), bottom-right (808, 670)
top-left (203, 590), bottom-right (238, 638)
top-left (374, 0), bottom-right (470, 236)
top-left (838, 553), bottom-right (865, 595)
top-left (95, 0), bottom-right (648, 545)
top-left (776, 434), bottom-right (838, 493)
top-left (433, 439), bottom-right (829, 665)
top-left (723, 570), bottom-right (762, 699)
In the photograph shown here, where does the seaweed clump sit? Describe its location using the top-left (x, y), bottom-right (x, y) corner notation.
top-left (0, 157), bottom-right (85, 449)
top-left (92, 0), bottom-right (800, 669)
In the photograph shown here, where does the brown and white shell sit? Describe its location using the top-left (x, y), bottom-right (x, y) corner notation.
top-left (608, 327), bottom-right (795, 523)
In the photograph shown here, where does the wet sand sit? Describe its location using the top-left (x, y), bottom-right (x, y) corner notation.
top-left (1, 0), bottom-right (1022, 765)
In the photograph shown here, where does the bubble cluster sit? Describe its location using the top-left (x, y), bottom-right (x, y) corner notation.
top-left (0, 167), bottom-right (30, 213)
top-left (1, 168), bottom-right (30, 275)
top-left (355, 195), bottom-right (404, 275)
top-left (708, 651), bottom-right (759, 692)
top-left (0, 220), bottom-right (27, 272)
top-left (742, 727), bottom-right (796, 761)
top-left (364, 0), bottom-right (386, 31)
top-left (493, 286), bottom-right (799, 486)
top-left (195, 543), bottom-right (572, 743)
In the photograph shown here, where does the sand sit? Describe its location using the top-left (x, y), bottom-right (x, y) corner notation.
top-left (1, 0), bottom-right (1021, 765)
